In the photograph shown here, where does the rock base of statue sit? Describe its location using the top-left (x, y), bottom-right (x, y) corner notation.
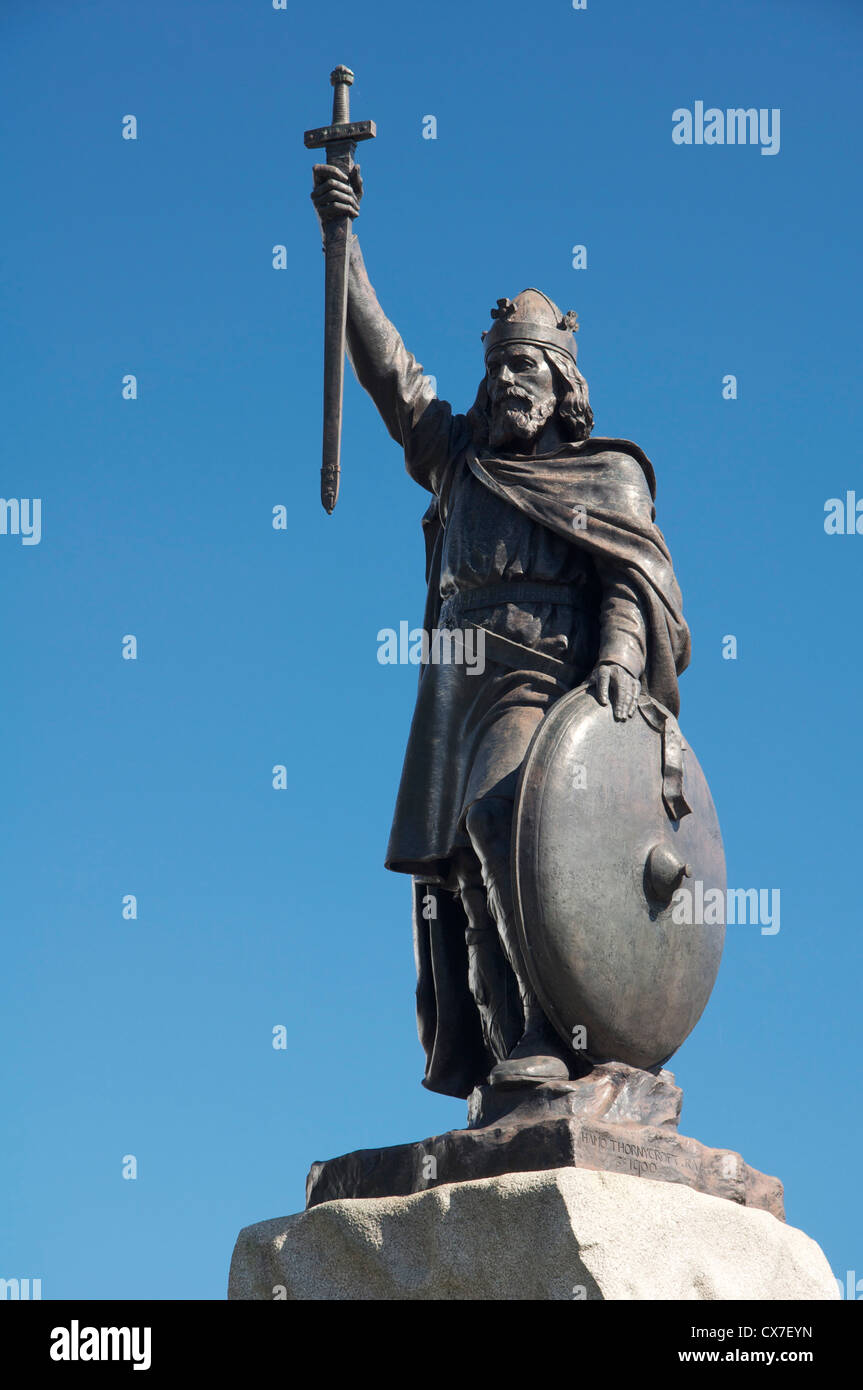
top-left (228, 1167), bottom-right (837, 1301)
top-left (304, 1063), bottom-right (785, 1219)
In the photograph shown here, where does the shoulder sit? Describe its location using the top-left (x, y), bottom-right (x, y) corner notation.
top-left (404, 399), bottom-right (463, 496)
top-left (578, 436), bottom-right (657, 501)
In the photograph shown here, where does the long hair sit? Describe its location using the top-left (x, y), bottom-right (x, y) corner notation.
top-left (466, 346), bottom-right (594, 449)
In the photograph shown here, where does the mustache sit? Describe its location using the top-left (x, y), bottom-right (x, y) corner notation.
top-left (492, 389), bottom-right (534, 409)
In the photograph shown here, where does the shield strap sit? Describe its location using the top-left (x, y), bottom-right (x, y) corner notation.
top-left (637, 696), bottom-right (693, 821)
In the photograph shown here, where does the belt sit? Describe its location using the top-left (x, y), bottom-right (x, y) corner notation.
top-left (438, 583), bottom-right (587, 685)
top-left (438, 581), bottom-right (586, 619)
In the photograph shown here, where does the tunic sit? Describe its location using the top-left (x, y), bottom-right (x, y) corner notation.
top-left (388, 448), bottom-right (604, 881)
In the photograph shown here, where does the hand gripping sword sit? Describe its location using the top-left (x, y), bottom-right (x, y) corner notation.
top-left (304, 66), bottom-right (376, 513)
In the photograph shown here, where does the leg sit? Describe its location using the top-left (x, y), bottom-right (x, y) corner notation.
top-left (452, 847), bottom-right (522, 1064)
top-left (464, 795), bottom-right (573, 1084)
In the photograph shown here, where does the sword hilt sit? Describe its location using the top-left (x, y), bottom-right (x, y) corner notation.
top-left (304, 64), bottom-right (376, 153)
top-left (330, 65), bottom-right (353, 124)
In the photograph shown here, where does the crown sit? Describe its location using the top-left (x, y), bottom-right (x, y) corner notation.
top-left (481, 289), bottom-right (579, 362)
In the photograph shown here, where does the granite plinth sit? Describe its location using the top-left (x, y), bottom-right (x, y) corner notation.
top-left (231, 1169), bottom-right (834, 1302)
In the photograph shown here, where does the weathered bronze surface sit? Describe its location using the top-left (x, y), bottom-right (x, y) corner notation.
top-left (305, 1065), bottom-right (784, 1221)
top-left (513, 688), bottom-right (725, 1070)
top-left (308, 72), bottom-right (729, 1139)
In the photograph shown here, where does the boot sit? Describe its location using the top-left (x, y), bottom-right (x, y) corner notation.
top-left (484, 876), bottom-right (573, 1087)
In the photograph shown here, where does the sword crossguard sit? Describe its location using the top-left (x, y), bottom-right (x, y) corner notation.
top-left (304, 63), bottom-right (377, 151)
top-left (303, 120), bottom-right (376, 151)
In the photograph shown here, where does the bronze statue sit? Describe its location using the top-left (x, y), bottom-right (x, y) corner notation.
top-left (308, 76), bottom-right (725, 1102)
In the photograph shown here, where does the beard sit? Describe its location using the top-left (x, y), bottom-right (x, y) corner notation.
top-left (489, 392), bottom-right (556, 450)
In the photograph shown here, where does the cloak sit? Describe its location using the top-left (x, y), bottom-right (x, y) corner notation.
top-left (401, 436), bottom-right (691, 1097)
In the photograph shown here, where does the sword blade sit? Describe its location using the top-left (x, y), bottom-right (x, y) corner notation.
top-left (321, 181), bottom-right (351, 514)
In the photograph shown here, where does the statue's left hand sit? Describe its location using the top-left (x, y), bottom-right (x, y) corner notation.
top-left (589, 662), bottom-right (640, 721)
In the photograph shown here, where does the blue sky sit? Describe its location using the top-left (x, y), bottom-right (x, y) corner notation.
top-left (2, 0), bottom-right (861, 1299)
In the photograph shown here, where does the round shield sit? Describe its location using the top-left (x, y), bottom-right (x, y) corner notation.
top-left (512, 686), bottom-right (725, 1071)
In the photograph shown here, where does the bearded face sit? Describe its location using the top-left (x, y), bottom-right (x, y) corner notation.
top-left (486, 344), bottom-right (558, 450)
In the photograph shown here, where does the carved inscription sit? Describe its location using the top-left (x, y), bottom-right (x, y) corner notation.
top-left (578, 1126), bottom-right (702, 1179)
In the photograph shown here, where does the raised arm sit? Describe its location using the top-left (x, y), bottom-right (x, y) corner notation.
top-left (310, 163), bottom-right (454, 493)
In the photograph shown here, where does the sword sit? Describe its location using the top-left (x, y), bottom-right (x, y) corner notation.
top-left (304, 66), bottom-right (376, 513)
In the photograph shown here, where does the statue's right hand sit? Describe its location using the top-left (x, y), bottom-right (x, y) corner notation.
top-left (311, 163), bottom-right (363, 225)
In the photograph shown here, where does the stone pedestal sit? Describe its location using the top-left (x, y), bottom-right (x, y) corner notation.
top-left (229, 1066), bottom-right (834, 1300)
top-left (228, 1168), bottom-right (837, 1301)
top-left (305, 1065), bottom-right (784, 1219)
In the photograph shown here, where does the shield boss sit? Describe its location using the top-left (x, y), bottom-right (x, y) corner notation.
top-left (512, 687), bottom-right (725, 1070)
